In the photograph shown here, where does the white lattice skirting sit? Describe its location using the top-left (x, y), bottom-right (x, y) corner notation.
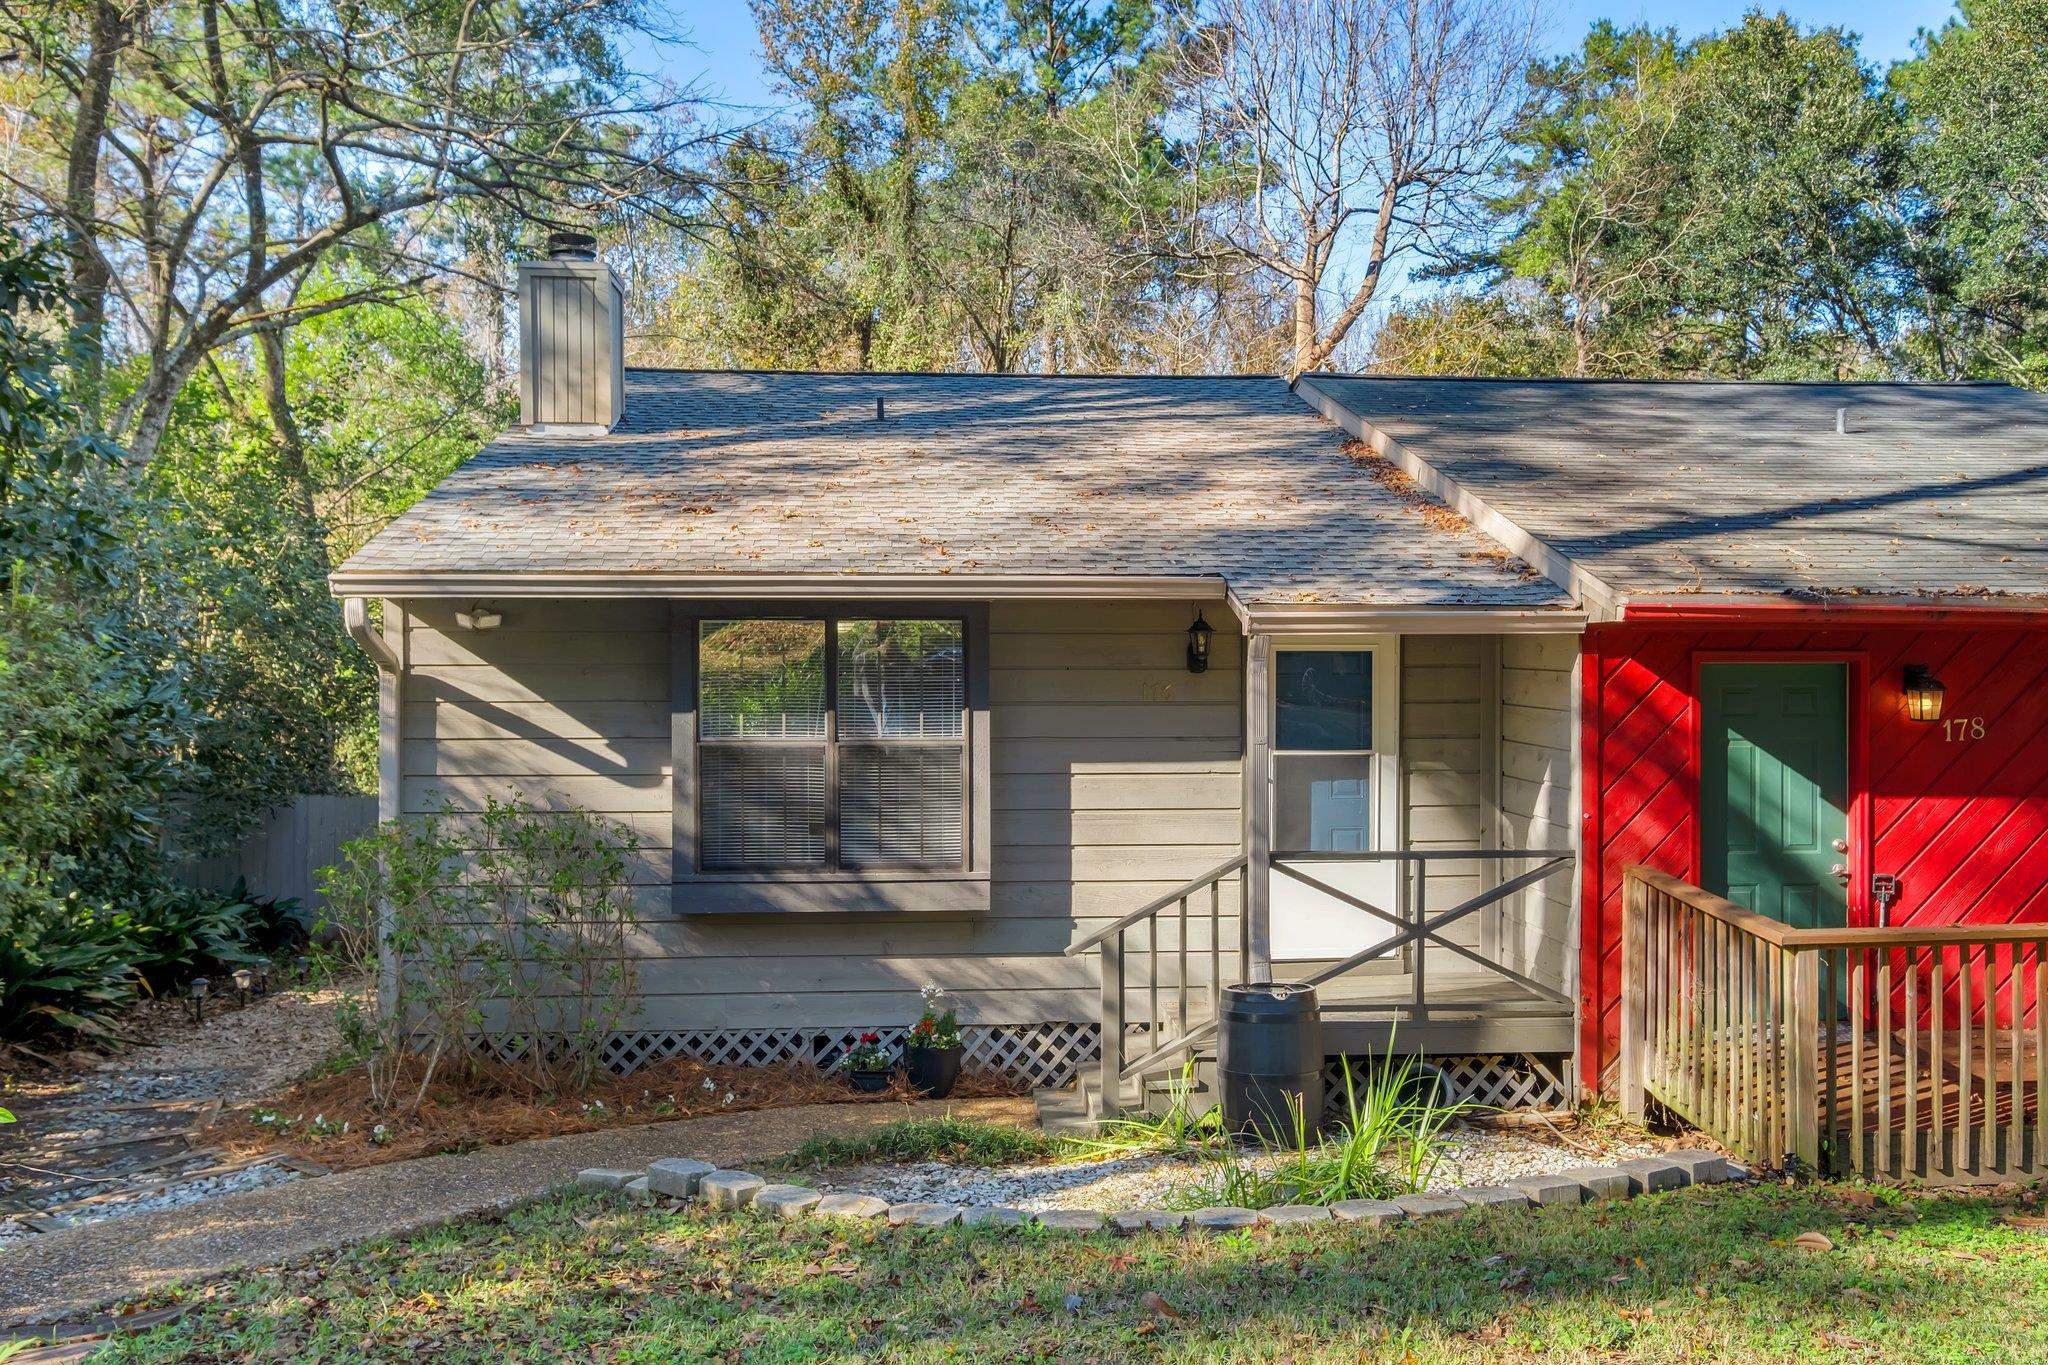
top-left (579, 1022), bottom-right (1104, 1090)
top-left (477, 1023), bottom-right (1567, 1107)
top-left (1323, 1052), bottom-right (1572, 1114)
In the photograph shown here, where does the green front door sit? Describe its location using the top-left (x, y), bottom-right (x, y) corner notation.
top-left (1700, 663), bottom-right (1850, 930)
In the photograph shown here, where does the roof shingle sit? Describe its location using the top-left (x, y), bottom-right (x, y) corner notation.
top-left (336, 370), bottom-right (1566, 608)
top-left (1305, 376), bottom-right (2048, 601)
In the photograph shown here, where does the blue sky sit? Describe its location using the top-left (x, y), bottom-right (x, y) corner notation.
top-left (649, 0), bottom-right (1959, 115)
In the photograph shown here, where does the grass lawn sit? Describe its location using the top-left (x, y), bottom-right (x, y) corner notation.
top-left (95, 1181), bottom-right (2048, 1362)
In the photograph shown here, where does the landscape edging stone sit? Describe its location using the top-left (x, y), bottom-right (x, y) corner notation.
top-left (619, 1147), bottom-right (1744, 1235)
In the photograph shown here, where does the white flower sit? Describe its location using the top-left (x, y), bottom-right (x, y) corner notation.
top-left (721, 1092), bottom-right (734, 1106)
top-left (702, 1077), bottom-right (717, 1092)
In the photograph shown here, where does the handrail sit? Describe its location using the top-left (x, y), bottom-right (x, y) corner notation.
top-left (1066, 852), bottom-right (1246, 956)
top-left (1281, 856), bottom-right (1575, 1002)
top-left (1096, 847), bottom-right (1577, 1102)
top-left (1277, 848), bottom-right (1575, 862)
top-left (1626, 864), bottom-right (2048, 950)
top-left (1622, 865), bottom-right (2048, 1183)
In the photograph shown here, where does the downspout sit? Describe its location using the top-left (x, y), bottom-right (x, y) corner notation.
top-left (342, 596), bottom-right (400, 671)
top-left (340, 596), bottom-right (402, 1018)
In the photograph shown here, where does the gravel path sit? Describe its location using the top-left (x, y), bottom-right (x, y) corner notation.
top-left (1, 985), bottom-right (351, 1244)
top-left (810, 1122), bottom-right (1660, 1213)
top-left (0, 1096), bottom-right (1032, 1328)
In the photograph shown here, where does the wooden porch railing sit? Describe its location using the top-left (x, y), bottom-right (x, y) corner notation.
top-left (1067, 853), bottom-right (1247, 1114)
top-left (1068, 849), bottom-right (1573, 1116)
top-left (1621, 866), bottom-right (2048, 1184)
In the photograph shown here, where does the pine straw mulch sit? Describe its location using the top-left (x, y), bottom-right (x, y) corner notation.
top-left (202, 1054), bottom-right (1025, 1172)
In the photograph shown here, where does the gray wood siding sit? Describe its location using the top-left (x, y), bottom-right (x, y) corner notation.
top-left (393, 601), bottom-right (1576, 1033)
top-left (398, 598), bottom-right (1241, 1029)
top-left (1497, 633), bottom-right (1577, 991)
top-left (1400, 636), bottom-right (1489, 947)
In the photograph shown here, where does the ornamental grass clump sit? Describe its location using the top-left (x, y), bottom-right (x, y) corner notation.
top-left (1166, 1053), bottom-right (1470, 1210)
top-left (1066, 1059), bottom-right (1227, 1159)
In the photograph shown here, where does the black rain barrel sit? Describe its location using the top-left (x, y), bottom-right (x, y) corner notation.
top-left (1218, 982), bottom-right (1323, 1140)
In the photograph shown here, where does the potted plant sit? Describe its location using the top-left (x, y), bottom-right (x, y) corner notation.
top-left (904, 986), bottom-right (965, 1098)
top-left (838, 1032), bottom-right (895, 1093)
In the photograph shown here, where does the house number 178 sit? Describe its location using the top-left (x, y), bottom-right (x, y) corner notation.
top-left (1942, 717), bottom-right (1986, 742)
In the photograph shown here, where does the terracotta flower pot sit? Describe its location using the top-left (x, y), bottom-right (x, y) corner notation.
top-left (905, 1043), bottom-right (963, 1098)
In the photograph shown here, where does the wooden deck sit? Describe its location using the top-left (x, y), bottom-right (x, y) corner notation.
top-left (1315, 967), bottom-right (1575, 1054)
top-left (1622, 866), bottom-right (2048, 1185)
top-left (1824, 1024), bottom-right (2045, 1180)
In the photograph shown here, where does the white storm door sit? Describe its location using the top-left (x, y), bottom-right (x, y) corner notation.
top-left (1268, 639), bottom-right (1401, 963)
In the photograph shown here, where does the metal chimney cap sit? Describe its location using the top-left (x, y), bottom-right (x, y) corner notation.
top-left (546, 230), bottom-right (599, 260)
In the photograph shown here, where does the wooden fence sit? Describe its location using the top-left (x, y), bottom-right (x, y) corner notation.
top-left (1620, 865), bottom-right (2048, 1185)
top-left (173, 794), bottom-right (376, 919)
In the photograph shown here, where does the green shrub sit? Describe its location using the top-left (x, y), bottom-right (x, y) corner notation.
top-left (318, 796), bottom-right (644, 1112)
top-left (0, 865), bottom-right (137, 1040)
top-left (113, 884), bottom-right (268, 992)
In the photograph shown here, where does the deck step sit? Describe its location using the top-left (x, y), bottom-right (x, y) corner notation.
top-left (1031, 1086), bottom-right (1099, 1137)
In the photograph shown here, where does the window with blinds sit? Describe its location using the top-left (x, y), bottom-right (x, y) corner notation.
top-left (697, 616), bottom-right (967, 871)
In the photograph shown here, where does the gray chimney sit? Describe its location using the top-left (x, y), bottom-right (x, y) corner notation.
top-left (516, 232), bottom-right (625, 432)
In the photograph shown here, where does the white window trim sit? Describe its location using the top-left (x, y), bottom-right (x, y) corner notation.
top-left (1267, 634), bottom-right (1403, 962)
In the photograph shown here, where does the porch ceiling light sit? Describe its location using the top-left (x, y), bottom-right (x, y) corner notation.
top-left (1903, 664), bottom-right (1945, 723)
top-left (1186, 610), bottom-right (1213, 674)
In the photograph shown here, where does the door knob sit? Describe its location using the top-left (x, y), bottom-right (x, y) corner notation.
top-left (1832, 838), bottom-right (1849, 854)
top-left (1831, 863), bottom-right (1850, 882)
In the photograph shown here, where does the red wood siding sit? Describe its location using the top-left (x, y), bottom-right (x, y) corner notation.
top-left (1580, 619), bottom-right (2048, 1090)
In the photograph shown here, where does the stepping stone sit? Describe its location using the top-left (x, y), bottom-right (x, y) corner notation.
top-left (646, 1157), bottom-right (717, 1198)
top-left (1259, 1204), bottom-right (1334, 1225)
top-left (754, 1185), bottom-right (822, 1219)
top-left (1661, 1149), bottom-right (1733, 1183)
top-left (1188, 1206), bottom-right (1259, 1233)
top-left (1329, 1199), bottom-right (1407, 1224)
top-left (1617, 1157), bottom-right (1688, 1195)
top-left (1112, 1208), bottom-right (1188, 1233)
top-left (576, 1168), bottom-right (639, 1192)
top-left (623, 1175), bottom-right (652, 1204)
top-left (1556, 1165), bottom-right (1632, 1202)
top-left (1035, 1209), bottom-right (1108, 1233)
top-left (905, 1204), bottom-right (966, 1228)
top-left (960, 1206), bottom-right (1027, 1228)
top-left (887, 1202), bottom-right (941, 1226)
top-left (698, 1170), bottom-right (767, 1210)
top-left (1456, 1186), bottom-right (1533, 1210)
top-left (1391, 1194), bottom-right (1467, 1220)
top-left (813, 1193), bottom-right (890, 1221)
top-left (1507, 1174), bottom-right (1586, 1206)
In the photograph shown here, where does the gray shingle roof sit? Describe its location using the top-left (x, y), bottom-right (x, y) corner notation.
top-left (335, 370), bottom-right (1566, 607)
top-left (1306, 376), bottom-right (2048, 601)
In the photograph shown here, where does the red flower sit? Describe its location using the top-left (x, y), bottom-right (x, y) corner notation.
top-left (859, 1031), bottom-right (880, 1044)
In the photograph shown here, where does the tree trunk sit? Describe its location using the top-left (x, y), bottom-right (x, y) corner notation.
top-left (62, 0), bottom-right (133, 416)
top-left (256, 321), bottom-right (328, 569)
top-left (1290, 270), bottom-right (1319, 379)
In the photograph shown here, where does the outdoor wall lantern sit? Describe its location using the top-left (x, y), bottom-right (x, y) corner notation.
top-left (1186, 611), bottom-right (1213, 674)
top-left (456, 603), bottom-right (502, 632)
top-left (1903, 664), bottom-right (1946, 723)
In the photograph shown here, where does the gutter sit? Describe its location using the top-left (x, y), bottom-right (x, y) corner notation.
top-left (1621, 596), bottom-right (2048, 629)
top-left (1291, 374), bottom-right (1626, 622)
top-left (326, 570), bottom-right (1231, 601)
top-left (1228, 592), bottom-right (1588, 636)
top-left (341, 596), bottom-right (400, 671)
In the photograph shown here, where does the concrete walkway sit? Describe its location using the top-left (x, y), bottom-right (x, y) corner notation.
top-left (0, 1096), bottom-right (1033, 1327)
